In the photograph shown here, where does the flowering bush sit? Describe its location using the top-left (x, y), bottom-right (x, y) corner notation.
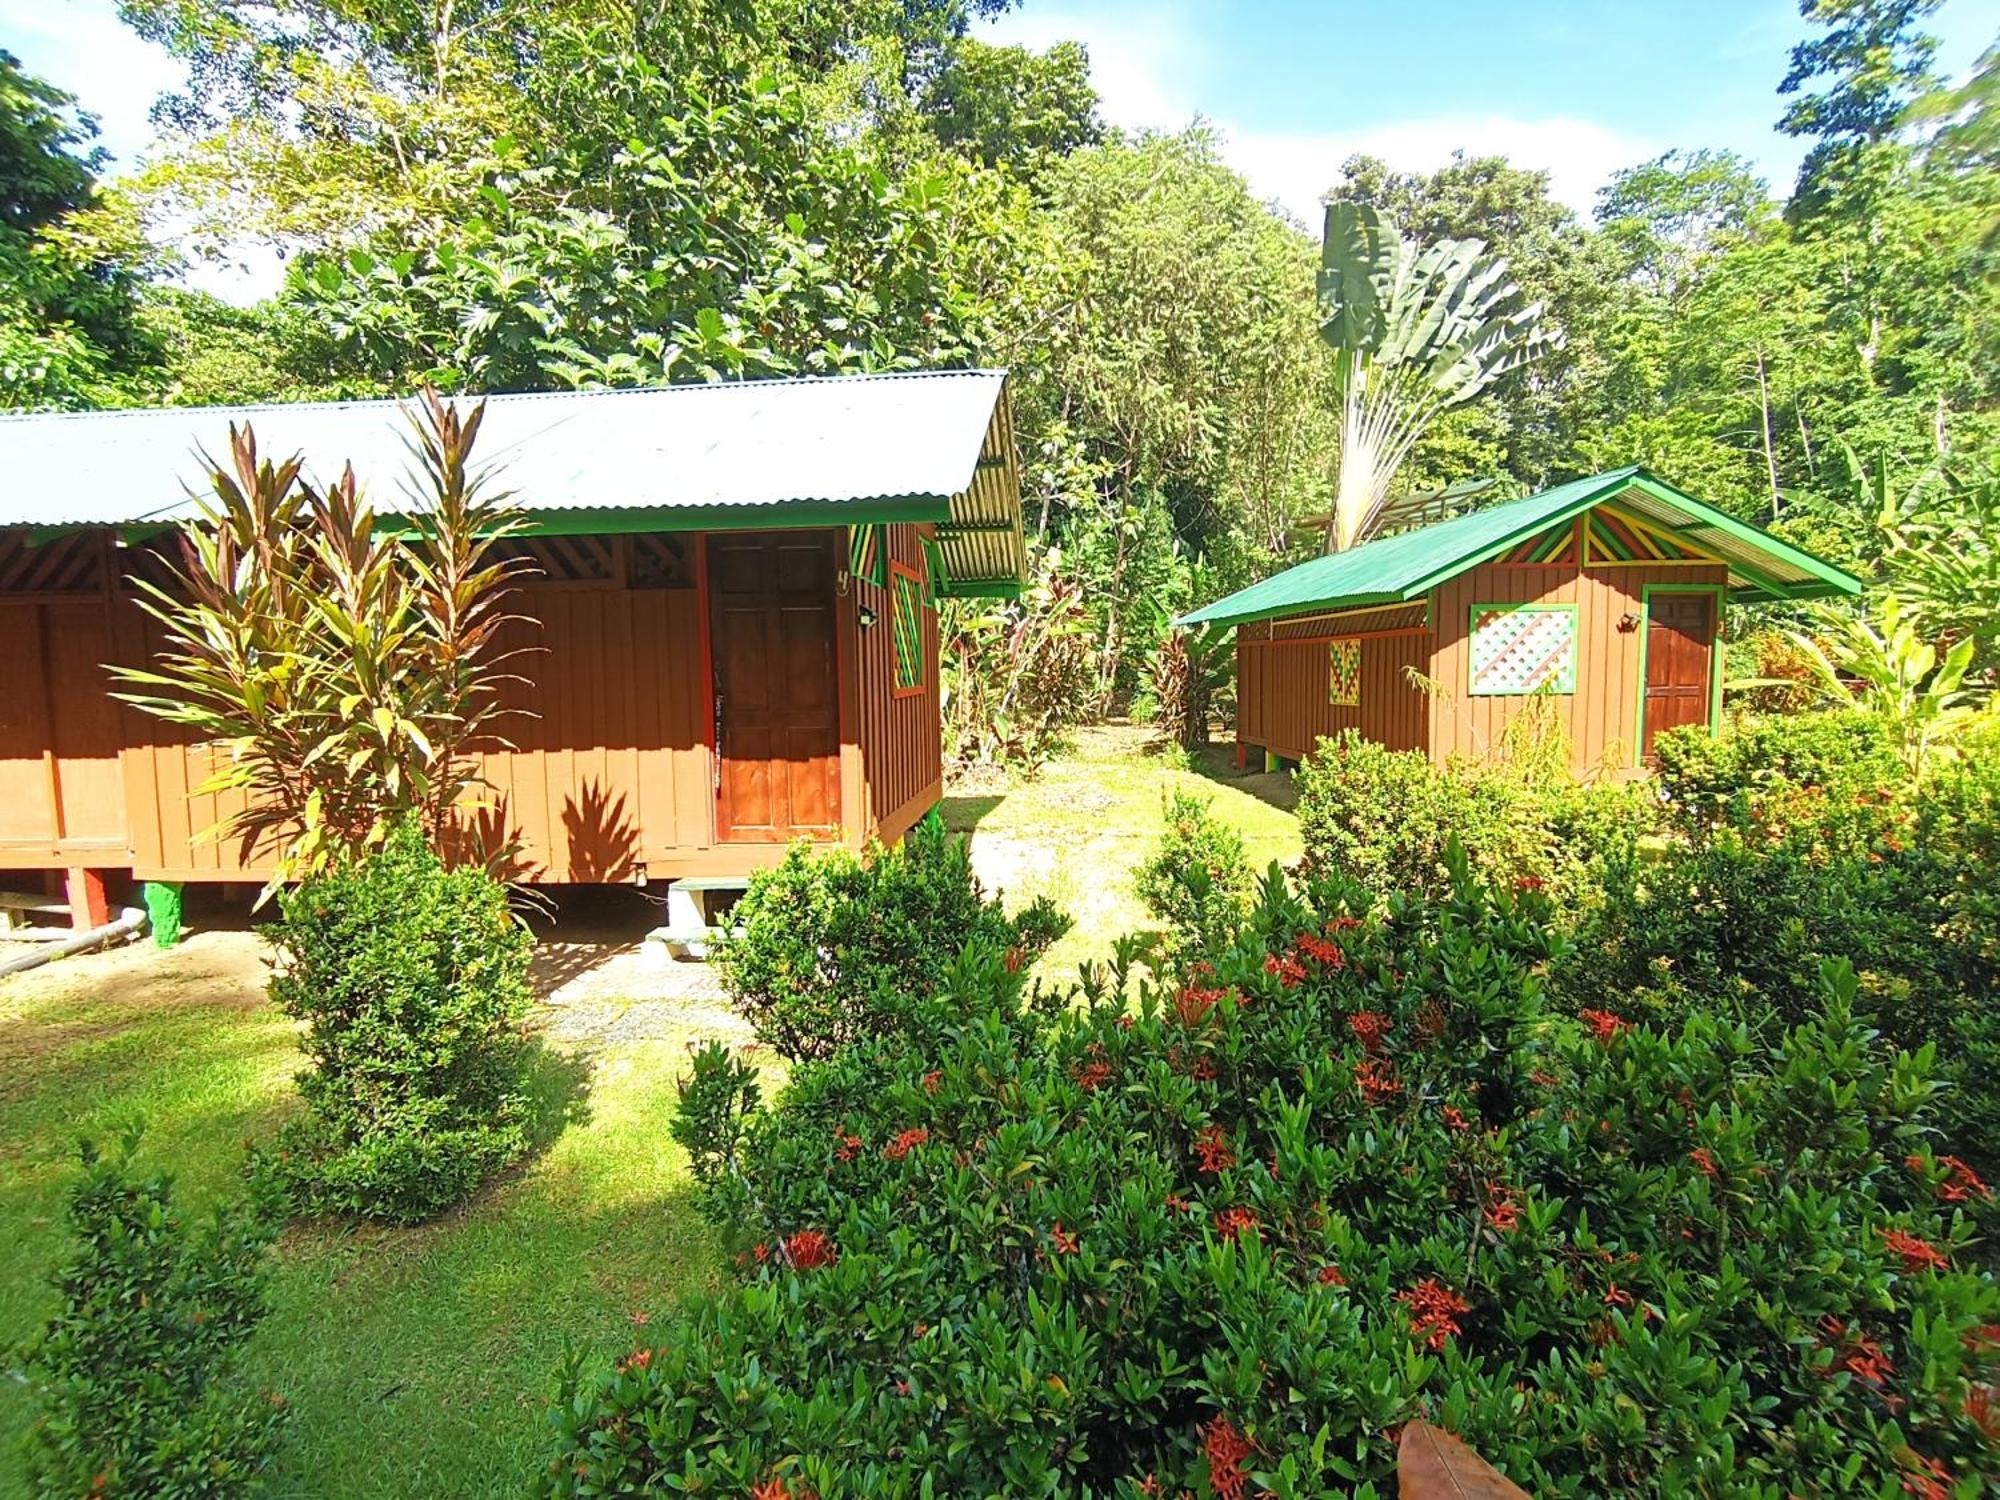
top-left (541, 857), bottom-right (2000, 1496)
top-left (264, 824), bottom-right (540, 1223)
top-left (20, 1131), bottom-right (289, 1497)
top-left (1294, 729), bottom-right (1651, 912)
top-left (1134, 790), bottom-right (1255, 957)
top-left (715, 813), bottom-right (1069, 1063)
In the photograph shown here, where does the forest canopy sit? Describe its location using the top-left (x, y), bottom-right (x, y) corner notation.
top-left (3, 0), bottom-right (1995, 712)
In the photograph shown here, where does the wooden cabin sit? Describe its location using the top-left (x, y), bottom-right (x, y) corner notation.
top-left (1181, 468), bottom-right (1862, 778)
top-left (0, 371), bottom-right (1025, 926)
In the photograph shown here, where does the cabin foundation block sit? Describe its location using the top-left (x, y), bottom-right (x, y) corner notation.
top-left (143, 881), bottom-right (184, 948)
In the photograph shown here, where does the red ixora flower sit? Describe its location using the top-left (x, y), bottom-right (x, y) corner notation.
top-left (1193, 1124), bottom-right (1235, 1175)
top-left (1201, 1415), bottom-right (1255, 1500)
top-left (1442, 1105), bottom-right (1472, 1133)
top-left (883, 1127), bottom-right (930, 1161)
top-left (1294, 931), bottom-right (1344, 968)
top-left (1347, 1010), bottom-right (1391, 1053)
top-left (1899, 1452), bottom-right (1953, 1500)
top-left (750, 1473), bottom-right (818, 1500)
top-left (1074, 1059), bottom-right (1113, 1092)
top-left (831, 1127), bottom-right (863, 1164)
top-left (1176, 984), bottom-right (1224, 1028)
top-left (1689, 1147), bottom-right (1718, 1178)
top-left (1577, 1008), bottom-right (1630, 1044)
top-left (1881, 1228), bottom-right (1950, 1274)
top-left (1354, 1056), bottom-right (1401, 1104)
top-left (1317, 1263), bottom-right (1346, 1287)
top-left (616, 1346), bottom-right (654, 1374)
top-left (1397, 1277), bottom-right (1471, 1352)
top-left (1212, 1206), bottom-right (1261, 1242)
top-left (921, 1070), bottom-right (942, 1095)
top-left (1513, 874), bottom-right (1545, 892)
top-left (1485, 1189), bottom-right (1521, 1234)
top-left (1263, 952), bottom-right (1307, 989)
top-left (784, 1229), bottom-right (838, 1271)
top-left (1049, 1222), bottom-right (1080, 1255)
top-left (1908, 1152), bottom-right (1993, 1205)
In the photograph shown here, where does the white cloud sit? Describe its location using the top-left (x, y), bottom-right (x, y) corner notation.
top-left (979, 4), bottom-right (1661, 227)
top-left (0, 0), bottom-right (184, 171)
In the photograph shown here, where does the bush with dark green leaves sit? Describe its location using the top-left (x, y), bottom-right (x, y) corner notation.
top-left (264, 824), bottom-right (538, 1224)
top-left (19, 1131), bottom-right (288, 1498)
top-left (1134, 789), bottom-right (1254, 957)
top-left (541, 859), bottom-right (2000, 1497)
top-left (714, 813), bottom-right (1069, 1062)
top-left (1294, 729), bottom-right (1652, 913)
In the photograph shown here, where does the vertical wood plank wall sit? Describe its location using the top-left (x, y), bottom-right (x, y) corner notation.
top-left (1236, 605), bottom-right (1430, 762)
top-left (1426, 557), bottom-right (1728, 775)
top-left (0, 591), bottom-right (126, 863)
top-left (847, 522), bottom-right (943, 843)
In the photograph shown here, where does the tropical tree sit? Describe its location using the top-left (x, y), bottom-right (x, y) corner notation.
top-left (114, 390), bottom-right (529, 892)
top-left (1314, 201), bottom-right (1549, 552)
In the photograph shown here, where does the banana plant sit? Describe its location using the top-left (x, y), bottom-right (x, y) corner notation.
top-left (1789, 593), bottom-right (1982, 773)
top-left (1317, 202), bottom-right (1551, 552)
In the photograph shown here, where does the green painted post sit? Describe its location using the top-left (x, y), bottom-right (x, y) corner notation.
top-left (1264, 749), bottom-right (1280, 773)
top-left (143, 881), bottom-right (183, 948)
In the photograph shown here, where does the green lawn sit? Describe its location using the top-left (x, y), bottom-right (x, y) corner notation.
top-left (0, 726), bottom-right (1297, 1496)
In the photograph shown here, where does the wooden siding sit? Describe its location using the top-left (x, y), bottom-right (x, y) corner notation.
top-left (848, 522), bottom-right (943, 842)
top-left (1237, 604), bottom-right (1430, 762)
top-left (1426, 550), bottom-right (1728, 776)
top-left (2, 525), bottom-right (951, 884)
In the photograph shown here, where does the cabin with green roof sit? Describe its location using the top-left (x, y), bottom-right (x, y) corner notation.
top-left (1178, 467), bottom-right (1862, 777)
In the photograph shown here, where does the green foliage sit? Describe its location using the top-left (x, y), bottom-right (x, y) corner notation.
top-left (939, 546), bottom-right (1095, 774)
top-left (544, 862), bottom-right (2000, 1496)
top-left (1294, 729), bottom-right (1652, 913)
top-left (1134, 790), bottom-right (1253, 957)
top-left (1652, 709), bottom-right (1905, 836)
top-left (713, 814), bottom-right (1070, 1063)
top-left (263, 825), bottom-right (539, 1224)
top-left (114, 391), bottom-right (528, 890)
top-left (20, 1130), bottom-right (288, 1497)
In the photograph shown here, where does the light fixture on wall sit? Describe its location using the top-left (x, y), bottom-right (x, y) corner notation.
top-left (858, 603), bottom-right (878, 628)
top-left (1619, 612), bottom-right (1641, 632)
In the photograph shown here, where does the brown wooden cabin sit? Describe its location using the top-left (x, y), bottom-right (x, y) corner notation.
top-left (1180, 468), bottom-right (1862, 779)
top-left (0, 372), bottom-right (1026, 925)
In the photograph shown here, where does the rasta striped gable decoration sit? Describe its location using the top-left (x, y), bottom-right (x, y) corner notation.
top-left (1328, 638), bottom-right (1361, 706)
top-left (1469, 606), bottom-right (1577, 696)
top-left (1497, 523), bottom-right (1578, 566)
top-left (847, 522), bottom-right (888, 588)
top-left (1584, 509), bottom-right (1709, 564)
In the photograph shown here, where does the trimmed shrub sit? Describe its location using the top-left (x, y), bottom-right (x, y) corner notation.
top-left (265, 824), bottom-right (538, 1224)
top-left (714, 813), bottom-right (1069, 1062)
top-left (1294, 729), bottom-right (1651, 912)
top-left (1652, 710), bottom-right (1905, 842)
top-left (20, 1131), bottom-right (288, 1497)
top-left (1134, 789), bottom-right (1254, 957)
top-left (540, 860), bottom-right (2000, 1497)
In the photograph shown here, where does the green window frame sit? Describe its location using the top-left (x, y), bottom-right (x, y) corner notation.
top-left (1468, 602), bottom-right (1578, 696)
top-left (890, 560), bottom-right (926, 697)
top-left (1328, 638), bottom-right (1361, 707)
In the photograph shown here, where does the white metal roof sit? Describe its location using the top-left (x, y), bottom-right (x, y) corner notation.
top-left (0, 370), bottom-right (1010, 526)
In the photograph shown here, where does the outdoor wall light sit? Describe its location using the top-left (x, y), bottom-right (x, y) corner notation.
top-left (1619, 611), bottom-right (1641, 632)
top-left (858, 604), bottom-right (879, 628)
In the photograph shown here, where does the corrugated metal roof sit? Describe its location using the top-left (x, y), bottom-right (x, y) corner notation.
top-left (1177, 467), bottom-right (1861, 627)
top-left (0, 372), bottom-right (1019, 578)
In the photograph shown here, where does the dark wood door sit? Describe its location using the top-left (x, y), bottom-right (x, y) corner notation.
top-left (1642, 592), bottom-right (1717, 761)
top-left (709, 533), bottom-right (842, 842)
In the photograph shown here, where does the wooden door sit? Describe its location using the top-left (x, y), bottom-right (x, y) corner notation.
top-left (1641, 592), bottom-right (1716, 761)
top-left (708, 533), bottom-right (842, 842)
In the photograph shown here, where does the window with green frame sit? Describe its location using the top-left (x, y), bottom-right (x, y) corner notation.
top-left (890, 562), bottom-right (925, 695)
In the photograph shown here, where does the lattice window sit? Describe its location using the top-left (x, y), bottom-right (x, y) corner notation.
top-left (890, 563), bottom-right (925, 695)
top-left (1469, 604), bottom-right (1577, 695)
top-left (1328, 638), bottom-right (1361, 707)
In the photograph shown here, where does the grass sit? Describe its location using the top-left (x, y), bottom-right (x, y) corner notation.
top-left (0, 725), bottom-right (1300, 1495)
top-left (0, 958), bottom-right (726, 1498)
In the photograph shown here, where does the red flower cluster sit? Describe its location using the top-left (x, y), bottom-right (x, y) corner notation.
top-left (751, 1474), bottom-right (817, 1500)
top-left (1294, 931), bottom-right (1345, 969)
top-left (1263, 952), bottom-right (1306, 989)
top-left (1317, 1263), bottom-right (1346, 1287)
top-left (921, 1070), bottom-right (942, 1095)
top-left (883, 1127), bottom-right (929, 1161)
top-left (1900, 1452), bottom-right (1954, 1500)
top-left (1347, 1010), bottom-right (1391, 1053)
top-left (1577, 1009), bottom-right (1630, 1044)
top-left (1175, 984), bottom-right (1225, 1027)
top-left (1819, 1317), bottom-right (1897, 1391)
top-left (1165, 1192), bottom-right (1192, 1214)
top-left (1485, 1188), bottom-right (1521, 1234)
top-left (1193, 1124), bottom-right (1235, 1174)
top-left (1354, 1056), bottom-right (1401, 1104)
top-left (1200, 1415), bottom-right (1255, 1500)
top-left (1881, 1228), bottom-right (1949, 1274)
top-left (616, 1347), bottom-right (654, 1374)
top-left (1049, 1222), bottom-right (1080, 1255)
top-left (784, 1229), bottom-right (838, 1270)
top-left (1397, 1277), bottom-right (1471, 1351)
top-left (1908, 1153), bottom-right (1993, 1204)
top-left (1689, 1146), bottom-right (1718, 1178)
top-left (1603, 1283), bottom-right (1634, 1309)
top-left (1212, 1206), bottom-right (1261, 1242)
top-left (832, 1128), bottom-right (863, 1164)
top-left (1442, 1105), bottom-right (1471, 1133)
top-left (1513, 874), bottom-right (1545, 892)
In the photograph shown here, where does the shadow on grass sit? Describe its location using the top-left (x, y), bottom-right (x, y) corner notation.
top-left (1188, 741), bottom-right (1300, 815)
top-left (939, 793), bottom-right (1005, 833)
top-left (520, 1039), bottom-right (594, 1153)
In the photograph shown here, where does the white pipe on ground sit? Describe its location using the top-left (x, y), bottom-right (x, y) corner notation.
top-left (0, 907), bottom-right (147, 977)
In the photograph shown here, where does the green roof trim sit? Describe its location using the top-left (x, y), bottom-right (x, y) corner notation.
top-left (1176, 467), bottom-right (1862, 628)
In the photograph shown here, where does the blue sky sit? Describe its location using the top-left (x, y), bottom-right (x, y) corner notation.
top-left (0, 0), bottom-right (1994, 292)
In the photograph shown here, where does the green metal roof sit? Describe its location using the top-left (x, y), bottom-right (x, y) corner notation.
top-left (1177, 467), bottom-right (1862, 628)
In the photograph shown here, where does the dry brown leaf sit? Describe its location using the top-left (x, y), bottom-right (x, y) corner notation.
top-left (1397, 1420), bottom-right (1532, 1499)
